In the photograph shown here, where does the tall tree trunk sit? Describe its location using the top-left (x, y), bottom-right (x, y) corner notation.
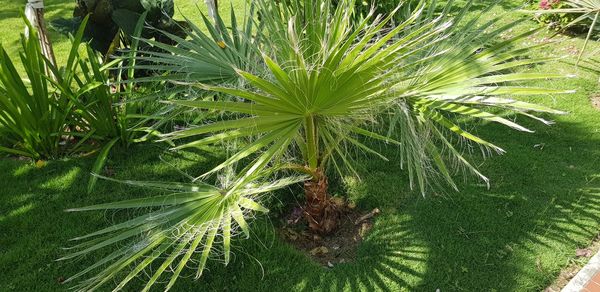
top-left (25, 0), bottom-right (56, 70)
top-left (303, 171), bottom-right (340, 234)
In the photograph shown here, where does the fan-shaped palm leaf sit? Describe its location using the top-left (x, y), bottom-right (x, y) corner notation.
top-left (164, 0), bottom-right (569, 193)
top-left (128, 3), bottom-right (262, 85)
top-left (62, 171), bottom-right (306, 291)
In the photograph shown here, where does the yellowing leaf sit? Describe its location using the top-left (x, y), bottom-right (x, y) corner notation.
top-left (35, 160), bottom-right (46, 168)
top-left (217, 41), bottom-right (226, 49)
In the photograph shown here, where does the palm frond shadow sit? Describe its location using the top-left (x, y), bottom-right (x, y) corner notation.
top-left (403, 117), bottom-right (600, 290)
top-left (322, 221), bottom-right (428, 291)
top-left (176, 115), bottom-right (600, 291)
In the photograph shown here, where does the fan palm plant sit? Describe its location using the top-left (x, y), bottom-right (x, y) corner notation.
top-left (163, 0), bottom-right (569, 232)
top-left (65, 0), bottom-right (572, 290)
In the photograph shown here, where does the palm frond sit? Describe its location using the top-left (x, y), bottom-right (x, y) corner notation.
top-left (164, 0), bottom-right (569, 193)
top-left (127, 3), bottom-right (262, 86)
top-left (62, 171), bottom-right (306, 291)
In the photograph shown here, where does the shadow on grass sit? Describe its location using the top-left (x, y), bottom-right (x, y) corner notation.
top-left (152, 112), bottom-right (599, 292)
top-left (351, 116), bottom-right (600, 291)
top-left (0, 114), bottom-right (598, 291)
top-left (0, 143), bottom-right (225, 291)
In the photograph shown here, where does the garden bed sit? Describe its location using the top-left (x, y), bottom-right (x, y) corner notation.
top-left (0, 0), bottom-right (599, 291)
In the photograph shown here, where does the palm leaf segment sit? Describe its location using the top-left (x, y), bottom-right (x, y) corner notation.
top-left (61, 172), bottom-right (305, 291)
top-left (131, 4), bottom-right (262, 85)
top-left (165, 0), bottom-right (569, 192)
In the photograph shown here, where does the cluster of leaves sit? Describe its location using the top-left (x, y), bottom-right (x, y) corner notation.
top-left (531, 0), bottom-right (579, 30)
top-left (525, 0), bottom-right (600, 61)
top-left (51, 0), bottom-right (187, 55)
top-left (0, 16), bottom-right (163, 191)
top-left (0, 19), bottom-right (96, 159)
top-left (60, 0), bottom-right (574, 291)
top-left (333, 0), bottom-right (421, 24)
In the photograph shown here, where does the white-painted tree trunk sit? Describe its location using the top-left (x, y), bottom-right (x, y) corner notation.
top-left (205, 0), bottom-right (219, 24)
top-left (25, 0), bottom-right (56, 67)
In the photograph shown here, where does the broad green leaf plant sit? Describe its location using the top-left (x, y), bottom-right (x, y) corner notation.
top-left (66, 1), bottom-right (572, 290)
top-left (0, 15), bottom-right (168, 190)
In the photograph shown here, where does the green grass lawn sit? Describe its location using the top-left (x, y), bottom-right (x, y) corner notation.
top-left (1, 1), bottom-right (600, 291)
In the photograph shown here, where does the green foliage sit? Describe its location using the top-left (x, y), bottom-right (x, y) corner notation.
top-left (531, 0), bottom-right (578, 30)
top-left (62, 1), bottom-right (575, 290)
top-left (334, 0), bottom-right (420, 24)
top-left (131, 4), bottom-right (263, 85)
top-left (0, 15), bottom-right (163, 190)
top-left (0, 22), bottom-right (76, 159)
top-left (46, 15), bottom-right (150, 192)
top-left (525, 0), bottom-right (600, 61)
top-left (61, 170), bottom-right (306, 291)
top-left (69, 14), bottom-right (171, 193)
top-left (51, 0), bottom-right (186, 54)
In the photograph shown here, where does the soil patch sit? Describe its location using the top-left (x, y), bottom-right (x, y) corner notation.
top-left (544, 233), bottom-right (600, 292)
top-left (278, 203), bottom-right (380, 267)
top-left (591, 94), bottom-right (600, 111)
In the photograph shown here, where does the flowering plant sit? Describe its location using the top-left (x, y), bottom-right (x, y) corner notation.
top-left (534, 0), bottom-right (579, 30)
top-left (540, 0), bottom-right (561, 9)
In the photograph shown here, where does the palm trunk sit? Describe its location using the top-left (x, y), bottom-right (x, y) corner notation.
top-left (205, 0), bottom-right (219, 24)
top-left (303, 171), bottom-right (340, 234)
top-left (25, 0), bottom-right (56, 72)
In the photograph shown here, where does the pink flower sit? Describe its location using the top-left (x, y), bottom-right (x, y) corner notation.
top-left (540, 0), bottom-right (551, 9)
top-left (540, 0), bottom-right (560, 9)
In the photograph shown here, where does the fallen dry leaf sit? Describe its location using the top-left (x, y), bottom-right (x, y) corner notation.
top-left (576, 248), bottom-right (593, 258)
top-left (309, 246), bottom-right (329, 256)
top-left (354, 208), bottom-right (381, 225)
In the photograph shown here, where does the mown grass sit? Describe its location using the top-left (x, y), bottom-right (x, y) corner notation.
top-left (1, 1), bottom-right (600, 291)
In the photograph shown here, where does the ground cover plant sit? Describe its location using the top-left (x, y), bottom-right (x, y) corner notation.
top-left (0, 0), bottom-right (599, 291)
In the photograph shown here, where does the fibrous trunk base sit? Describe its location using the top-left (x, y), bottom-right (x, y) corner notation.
top-left (303, 175), bottom-right (340, 235)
